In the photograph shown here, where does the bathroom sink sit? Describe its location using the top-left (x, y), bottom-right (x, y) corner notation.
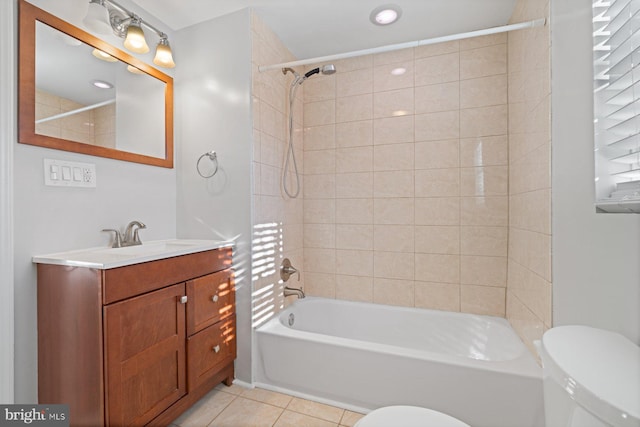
top-left (33, 239), bottom-right (234, 269)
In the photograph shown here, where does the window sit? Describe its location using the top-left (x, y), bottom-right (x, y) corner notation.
top-left (593, 0), bottom-right (640, 213)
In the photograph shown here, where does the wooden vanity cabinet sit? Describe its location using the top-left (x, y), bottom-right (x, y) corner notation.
top-left (37, 247), bottom-right (236, 427)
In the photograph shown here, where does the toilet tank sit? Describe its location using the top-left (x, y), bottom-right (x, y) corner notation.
top-left (539, 326), bottom-right (640, 427)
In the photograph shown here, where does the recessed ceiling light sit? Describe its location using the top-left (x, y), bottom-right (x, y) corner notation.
top-left (370, 4), bottom-right (402, 26)
top-left (92, 80), bottom-right (113, 89)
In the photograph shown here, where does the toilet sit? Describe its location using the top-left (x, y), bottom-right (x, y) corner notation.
top-left (354, 405), bottom-right (470, 427)
top-left (539, 325), bottom-right (640, 427)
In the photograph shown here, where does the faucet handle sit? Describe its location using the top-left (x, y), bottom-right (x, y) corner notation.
top-left (102, 229), bottom-right (122, 248)
top-left (280, 258), bottom-right (300, 282)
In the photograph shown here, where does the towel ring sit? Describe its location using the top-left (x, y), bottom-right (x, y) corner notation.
top-left (197, 151), bottom-right (218, 178)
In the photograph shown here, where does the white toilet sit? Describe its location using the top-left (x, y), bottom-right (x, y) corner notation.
top-left (539, 325), bottom-right (640, 427)
top-left (354, 405), bottom-right (470, 427)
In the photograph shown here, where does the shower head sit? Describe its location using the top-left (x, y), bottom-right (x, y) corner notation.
top-left (303, 64), bottom-right (337, 79)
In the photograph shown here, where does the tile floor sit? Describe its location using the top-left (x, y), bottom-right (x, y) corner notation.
top-left (170, 383), bottom-right (365, 427)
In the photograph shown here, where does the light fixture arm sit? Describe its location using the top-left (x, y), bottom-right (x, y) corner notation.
top-left (102, 0), bottom-right (167, 40)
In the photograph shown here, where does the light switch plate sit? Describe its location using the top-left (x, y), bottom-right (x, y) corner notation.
top-left (44, 159), bottom-right (96, 188)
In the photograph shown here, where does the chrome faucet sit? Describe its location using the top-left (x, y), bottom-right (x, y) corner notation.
top-left (123, 221), bottom-right (146, 246)
top-left (101, 221), bottom-right (146, 248)
top-left (281, 258), bottom-right (305, 299)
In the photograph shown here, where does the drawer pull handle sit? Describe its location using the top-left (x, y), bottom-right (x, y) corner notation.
top-left (213, 345), bottom-right (220, 353)
top-left (212, 295), bottom-right (219, 303)
top-left (179, 296), bottom-right (188, 304)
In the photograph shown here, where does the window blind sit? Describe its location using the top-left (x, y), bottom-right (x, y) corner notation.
top-left (593, 0), bottom-right (640, 212)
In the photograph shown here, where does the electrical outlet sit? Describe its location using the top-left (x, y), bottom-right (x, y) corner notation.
top-left (44, 159), bottom-right (96, 188)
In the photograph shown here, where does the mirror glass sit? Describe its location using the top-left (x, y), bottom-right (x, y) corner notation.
top-left (19, 1), bottom-right (173, 168)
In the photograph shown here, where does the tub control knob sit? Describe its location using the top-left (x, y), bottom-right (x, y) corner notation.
top-left (280, 258), bottom-right (300, 282)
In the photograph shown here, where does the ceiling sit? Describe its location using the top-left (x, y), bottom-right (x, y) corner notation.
top-left (130, 0), bottom-right (518, 60)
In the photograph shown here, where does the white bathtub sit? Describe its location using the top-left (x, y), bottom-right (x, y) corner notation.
top-left (255, 297), bottom-right (544, 427)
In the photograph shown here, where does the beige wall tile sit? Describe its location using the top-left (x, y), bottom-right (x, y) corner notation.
top-left (415, 53), bottom-right (460, 86)
top-left (336, 172), bottom-right (373, 198)
top-left (304, 100), bottom-right (335, 127)
top-left (374, 62), bottom-right (415, 91)
top-left (373, 116), bottom-right (415, 145)
top-left (459, 33), bottom-right (507, 50)
top-left (415, 225), bottom-right (460, 254)
top-left (373, 171), bottom-right (414, 198)
top-left (304, 224), bottom-right (336, 249)
top-left (336, 94), bottom-right (373, 122)
top-left (460, 166), bottom-right (509, 196)
top-left (509, 189), bottom-right (551, 234)
top-left (415, 281), bottom-right (460, 311)
top-left (304, 174), bottom-right (336, 199)
top-left (374, 225), bottom-right (415, 252)
top-left (461, 255), bottom-right (507, 287)
top-left (415, 82), bottom-right (460, 114)
top-left (373, 143), bottom-right (415, 171)
top-left (374, 88), bottom-right (414, 118)
top-left (373, 251), bottom-right (415, 280)
top-left (336, 146), bottom-right (373, 173)
top-left (373, 198), bottom-right (414, 225)
top-left (334, 55), bottom-right (373, 72)
top-left (415, 168), bottom-right (460, 198)
top-left (337, 68), bottom-right (373, 97)
top-left (415, 111), bottom-right (460, 141)
top-left (304, 248), bottom-right (336, 274)
top-left (460, 136), bottom-right (508, 167)
top-left (304, 124), bottom-right (335, 151)
top-left (460, 196), bottom-right (508, 226)
top-left (336, 275), bottom-right (374, 302)
top-left (460, 44), bottom-right (507, 79)
top-left (506, 292), bottom-right (546, 358)
top-left (461, 285), bottom-right (506, 316)
top-left (304, 272), bottom-right (336, 298)
top-left (304, 150), bottom-right (335, 175)
top-left (460, 226), bottom-right (508, 256)
top-left (415, 253), bottom-right (460, 283)
top-left (303, 199), bottom-right (335, 224)
top-left (373, 278), bottom-right (415, 306)
top-left (415, 140), bottom-right (459, 170)
top-left (336, 249), bottom-right (374, 276)
top-left (336, 120), bottom-right (373, 148)
top-left (303, 75), bottom-right (337, 102)
top-left (415, 197), bottom-right (460, 226)
top-left (460, 75), bottom-right (507, 109)
top-left (460, 105), bottom-right (508, 138)
top-left (336, 199), bottom-right (374, 224)
top-left (336, 224), bottom-right (374, 250)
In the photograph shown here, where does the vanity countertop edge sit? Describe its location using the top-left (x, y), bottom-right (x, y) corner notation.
top-left (32, 239), bottom-right (235, 270)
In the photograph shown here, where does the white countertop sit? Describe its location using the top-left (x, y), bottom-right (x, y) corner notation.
top-left (32, 239), bottom-right (234, 269)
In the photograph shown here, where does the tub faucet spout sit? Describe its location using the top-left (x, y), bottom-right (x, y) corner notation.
top-left (284, 286), bottom-right (305, 299)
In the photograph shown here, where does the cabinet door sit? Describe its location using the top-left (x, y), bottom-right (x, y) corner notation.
top-left (186, 269), bottom-right (235, 335)
top-left (104, 283), bottom-right (187, 426)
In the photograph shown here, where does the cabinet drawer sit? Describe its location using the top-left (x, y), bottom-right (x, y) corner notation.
top-left (186, 269), bottom-right (235, 335)
top-left (187, 315), bottom-right (236, 392)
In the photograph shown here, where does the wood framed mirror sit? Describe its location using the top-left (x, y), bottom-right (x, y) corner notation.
top-left (18, 0), bottom-right (174, 168)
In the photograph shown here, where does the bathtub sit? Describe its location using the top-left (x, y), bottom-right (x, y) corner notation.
top-left (255, 297), bottom-right (544, 427)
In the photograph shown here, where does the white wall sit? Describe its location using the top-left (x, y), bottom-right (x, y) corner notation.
top-left (12, 0), bottom-right (178, 402)
top-left (0, 0), bottom-right (16, 405)
top-left (551, 0), bottom-right (640, 344)
top-left (174, 9), bottom-right (253, 383)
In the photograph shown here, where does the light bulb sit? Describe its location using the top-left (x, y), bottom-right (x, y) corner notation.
top-left (153, 38), bottom-right (176, 68)
top-left (123, 21), bottom-right (149, 54)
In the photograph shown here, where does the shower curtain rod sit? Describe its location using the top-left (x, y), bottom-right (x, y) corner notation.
top-left (259, 18), bottom-right (546, 72)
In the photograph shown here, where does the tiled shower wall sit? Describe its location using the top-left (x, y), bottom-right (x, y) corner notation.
top-left (251, 13), bottom-right (305, 325)
top-left (302, 35), bottom-right (511, 317)
top-left (506, 0), bottom-right (552, 355)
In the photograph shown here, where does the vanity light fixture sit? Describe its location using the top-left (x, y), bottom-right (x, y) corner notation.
top-left (82, 0), bottom-right (176, 67)
top-left (370, 4), bottom-right (402, 26)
